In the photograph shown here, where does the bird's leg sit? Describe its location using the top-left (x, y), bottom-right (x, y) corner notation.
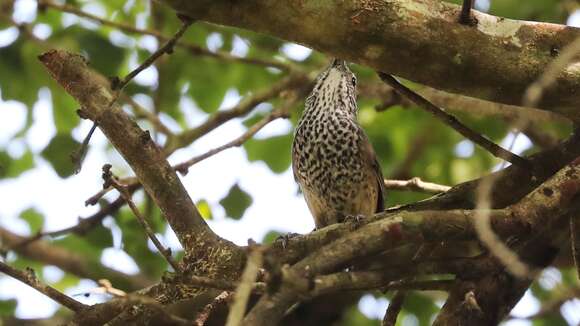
top-left (275, 232), bottom-right (301, 249)
top-left (342, 214), bottom-right (366, 229)
top-left (458, 0), bottom-right (477, 26)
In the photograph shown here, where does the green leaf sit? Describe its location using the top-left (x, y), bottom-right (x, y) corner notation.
top-left (219, 183), bottom-right (252, 220)
top-left (261, 230), bottom-right (282, 244)
top-left (0, 151), bottom-right (12, 179)
top-left (402, 292), bottom-right (439, 326)
top-left (187, 57), bottom-right (233, 113)
top-left (115, 208), bottom-right (167, 277)
top-left (53, 234), bottom-right (102, 262)
top-left (85, 224), bottom-right (114, 249)
top-left (52, 273), bottom-right (81, 292)
top-left (242, 112), bottom-right (268, 128)
top-left (50, 85), bottom-right (80, 133)
top-left (41, 133), bottom-right (81, 178)
top-left (11, 256), bottom-right (44, 272)
top-left (490, 0), bottom-right (565, 23)
top-left (244, 134), bottom-right (293, 173)
top-left (196, 199), bottom-right (213, 220)
top-left (0, 299), bottom-right (17, 317)
top-left (532, 314), bottom-right (569, 326)
top-left (154, 54), bottom-right (184, 121)
top-left (6, 150), bottom-right (35, 178)
top-left (19, 207), bottom-right (44, 234)
top-left (342, 305), bottom-right (378, 326)
top-left (76, 28), bottom-right (125, 77)
top-left (0, 40), bottom-right (40, 106)
top-left (0, 150), bottom-right (35, 179)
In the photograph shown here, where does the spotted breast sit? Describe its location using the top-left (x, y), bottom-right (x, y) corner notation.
top-left (292, 59), bottom-right (385, 228)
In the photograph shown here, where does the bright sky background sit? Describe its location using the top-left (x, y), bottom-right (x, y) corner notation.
top-left (0, 0), bottom-right (579, 324)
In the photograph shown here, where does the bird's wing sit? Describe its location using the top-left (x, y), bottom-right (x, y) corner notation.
top-left (359, 131), bottom-right (386, 212)
top-left (291, 132), bottom-right (301, 183)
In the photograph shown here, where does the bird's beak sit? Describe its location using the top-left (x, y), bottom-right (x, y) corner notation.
top-left (331, 59), bottom-right (347, 68)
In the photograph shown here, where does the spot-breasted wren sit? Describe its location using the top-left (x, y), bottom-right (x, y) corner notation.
top-left (292, 59), bottom-right (385, 228)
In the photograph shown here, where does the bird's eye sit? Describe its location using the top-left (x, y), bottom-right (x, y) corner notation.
top-left (351, 77), bottom-right (357, 86)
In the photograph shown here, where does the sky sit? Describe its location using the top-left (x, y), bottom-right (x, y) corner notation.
top-left (0, 0), bottom-right (579, 324)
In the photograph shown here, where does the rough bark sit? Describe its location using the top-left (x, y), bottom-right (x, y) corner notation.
top-left (38, 50), bottom-right (245, 323)
top-left (27, 0), bottom-right (580, 321)
top-left (160, 0), bottom-right (580, 119)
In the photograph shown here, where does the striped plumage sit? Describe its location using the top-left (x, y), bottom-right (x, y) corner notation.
top-left (292, 59), bottom-right (385, 228)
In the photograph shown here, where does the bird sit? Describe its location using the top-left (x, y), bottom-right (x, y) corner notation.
top-left (292, 59), bottom-right (385, 229)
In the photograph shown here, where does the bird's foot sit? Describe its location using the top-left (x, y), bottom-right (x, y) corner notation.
top-left (274, 232), bottom-right (301, 249)
top-left (343, 214), bottom-right (366, 228)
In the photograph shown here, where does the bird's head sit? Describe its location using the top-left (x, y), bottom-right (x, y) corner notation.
top-left (306, 59), bottom-right (358, 114)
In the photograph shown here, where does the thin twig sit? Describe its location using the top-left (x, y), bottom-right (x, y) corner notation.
top-left (0, 261), bottom-right (87, 312)
top-left (571, 214), bottom-right (580, 279)
top-left (75, 279), bottom-right (127, 298)
top-left (384, 279), bottom-right (455, 292)
top-left (85, 77), bottom-right (305, 201)
top-left (226, 243), bottom-right (264, 326)
top-left (102, 164), bottom-right (181, 273)
top-left (377, 73), bottom-right (531, 170)
top-left (383, 177), bottom-right (450, 194)
top-left (9, 194), bottom-right (128, 250)
top-left (170, 74), bottom-right (308, 152)
top-left (382, 291), bottom-right (406, 326)
top-left (122, 95), bottom-right (174, 136)
top-left (38, 0), bottom-right (294, 71)
top-left (71, 120), bottom-right (98, 174)
top-left (85, 177), bottom-right (138, 206)
top-left (195, 291), bottom-right (234, 326)
top-left (71, 18), bottom-right (193, 173)
top-left (113, 17), bottom-right (193, 92)
top-left (175, 101), bottom-right (295, 174)
top-left (360, 82), bottom-right (569, 124)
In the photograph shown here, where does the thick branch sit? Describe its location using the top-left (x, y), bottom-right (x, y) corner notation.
top-left (38, 49), bottom-right (241, 260)
top-left (162, 0), bottom-right (580, 118)
top-left (39, 49), bottom-right (245, 320)
top-left (245, 157), bottom-right (580, 324)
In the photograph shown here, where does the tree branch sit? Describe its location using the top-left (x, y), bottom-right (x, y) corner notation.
top-left (102, 164), bottom-right (181, 273)
top-left (175, 99), bottom-right (297, 174)
top-left (39, 49), bottom-right (245, 321)
top-left (244, 156), bottom-right (580, 324)
top-left (9, 194), bottom-right (127, 249)
top-left (377, 73), bottom-right (531, 169)
top-left (167, 73), bottom-right (309, 152)
top-left (0, 227), bottom-right (149, 291)
top-left (226, 245), bottom-right (264, 326)
top-left (37, 0), bottom-right (295, 72)
top-left (382, 291), bottom-right (405, 326)
top-left (0, 262), bottom-right (87, 312)
top-left (383, 177), bottom-right (450, 194)
top-left (160, 0), bottom-right (580, 116)
top-left (38, 49), bottom-right (241, 259)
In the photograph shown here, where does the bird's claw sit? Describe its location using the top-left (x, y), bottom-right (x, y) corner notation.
top-left (275, 232), bottom-right (301, 249)
top-left (343, 214), bottom-right (366, 228)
